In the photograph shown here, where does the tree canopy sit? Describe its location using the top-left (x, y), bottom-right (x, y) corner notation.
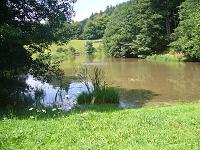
top-left (0, 0), bottom-right (76, 106)
top-left (102, 0), bottom-right (184, 58)
top-left (170, 0), bottom-right (200, 61)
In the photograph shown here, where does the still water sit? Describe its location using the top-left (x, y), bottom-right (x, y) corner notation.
top-left (61, 56), bottom-right (200, 106)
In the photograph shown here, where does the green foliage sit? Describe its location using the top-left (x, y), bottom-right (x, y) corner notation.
top-left (103, 0), bottom-right (164, 57)
top-left (77, 92), bottom-right (93, 105)
top-left (0, 102), bottom-right (200, 149)
top-left (103, 0), bottom-right (183, 58)
top-left (34, 88), bottom-right (45, 109)
top-left (85, 41), bottom-right (96, 55)
top-left (77, 66), bottom-right (119, 105)
top-left (77, 87), bottom-right (119, 105)
top-left (68, 46), bottom-right (76, 54)
top-left (146, 54), bottom-right (187, 62)
top-left (56, 47), bottom-right (65, 53)
top-left (93, 87), bottom-right (120, 104)
top-left (0, 0), bottom-right (75, 106)
top-left (71, 6), bottom-right (115, 40)
top-left (82, 13), bottom-right (110, 40)
top-left (170, 0), bottom-right (200, 61)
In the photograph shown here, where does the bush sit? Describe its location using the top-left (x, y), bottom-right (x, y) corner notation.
top-left (85, 41), bottom-right (96, 55)
top-left (68, 46), bottom-right (76, 54)
top-left (56, 48), bottom-right (64, 53)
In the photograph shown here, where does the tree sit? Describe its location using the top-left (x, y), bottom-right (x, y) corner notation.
top-left (82, 13), bottom-right (110, 40)
top-left (0, 0), bottom-right (76, 106)
top-left (85, 41), bottom-right (96, 55)
top-left (103, 0), bottom-right (165, 57)
top-left (170, 0), bottom-right (200, 61)
top-left (103, 1), bottom-right (135, 57)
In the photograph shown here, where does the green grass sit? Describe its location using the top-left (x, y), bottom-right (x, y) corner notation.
top-left (66, 40), bottom-right (102, 52)
top-left (146, 54), bottom-right (187, 62)
top-left (49, 40), bottom-right (103, 56)
top-left (0, 102), bottom-right (200, 149)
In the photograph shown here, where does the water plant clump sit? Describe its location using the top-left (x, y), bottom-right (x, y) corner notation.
top-left (77, 66), bottom-right (119, 105)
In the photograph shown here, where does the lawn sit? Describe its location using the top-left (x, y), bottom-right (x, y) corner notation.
top-left (0, 102), bottom-right (200, 149)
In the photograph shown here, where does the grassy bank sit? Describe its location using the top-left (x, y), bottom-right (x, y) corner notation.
top-left (146, 54), bottom-right (187, 62)
top-left (0, 102), bottom-right (200, 149)
top-left (49, 40), bottom-right (103, 56)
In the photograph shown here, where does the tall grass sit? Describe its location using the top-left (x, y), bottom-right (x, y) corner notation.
top-left (77, 66), bottom-right (119, 105)
top-left (77, 87), bottom-right (119, 105)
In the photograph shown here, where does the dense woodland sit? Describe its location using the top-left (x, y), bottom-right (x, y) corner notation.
top-left (71, 0), bottom-right (200, 60)
top-left (0, 0), bottom-right (200, 106)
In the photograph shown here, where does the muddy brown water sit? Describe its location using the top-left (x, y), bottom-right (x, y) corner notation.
top-left (61, 56), bottom-right (200, 106)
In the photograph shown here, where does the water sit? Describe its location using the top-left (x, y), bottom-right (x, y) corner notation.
top-left (61, 56), bottom-right (200, 106)
top-left (27, 56), bottom-right (200, 109)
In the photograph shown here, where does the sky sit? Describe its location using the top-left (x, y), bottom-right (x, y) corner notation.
top-left (73, 0), bottom-right (129, 21)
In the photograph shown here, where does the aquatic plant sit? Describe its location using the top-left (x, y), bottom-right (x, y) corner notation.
top-left (77, 87), bottom-right (119, 105)
top-left (34, 87), bottom-right (45, 109)
top-left (77, 66), bottom-right (119, 105)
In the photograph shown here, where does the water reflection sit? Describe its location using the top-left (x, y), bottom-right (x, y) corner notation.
top-left (26, 76), bottom-right (93, 111)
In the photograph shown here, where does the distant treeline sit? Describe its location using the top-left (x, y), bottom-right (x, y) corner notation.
top-left (70, 0), bottom-right (200, 61)
top-left (70, 5), bottom-right (116, 40)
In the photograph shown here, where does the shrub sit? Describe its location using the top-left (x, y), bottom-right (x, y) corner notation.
top-left (56, 48), bottom-right (64, 53)
top-left (68, 46), bottom-right (76, 54)
top-left (85, 41), bottom-right (96, 55)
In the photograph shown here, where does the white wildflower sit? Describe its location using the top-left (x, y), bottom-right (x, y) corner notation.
top-left (52, 108), bottom-right (57, 112)
top-left (42, 109), bottom-right (46, 113)
top-left (29, 108), bottom-right (34, 111)
top-left (30, 116), bottom-right (35, 119)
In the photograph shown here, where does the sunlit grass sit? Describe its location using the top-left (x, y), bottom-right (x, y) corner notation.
top-left (49, 39), bottom-right (103, 56)
top-left (0, 102), bottom-right (200, 149)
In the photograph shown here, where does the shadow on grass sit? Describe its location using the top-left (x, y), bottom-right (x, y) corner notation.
top-left (0, 104), bottom-right (122, 121)
top-left (0, 89), bottom-right (159, 120)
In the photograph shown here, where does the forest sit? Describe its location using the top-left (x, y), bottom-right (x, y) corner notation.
top-left (71, 0), bottom-right (200, 60)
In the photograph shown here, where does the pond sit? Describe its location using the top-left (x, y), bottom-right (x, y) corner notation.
top-left (27, 56), bottom-right (200, 109)
top-left (61, 56), bottom-right (200, 106)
